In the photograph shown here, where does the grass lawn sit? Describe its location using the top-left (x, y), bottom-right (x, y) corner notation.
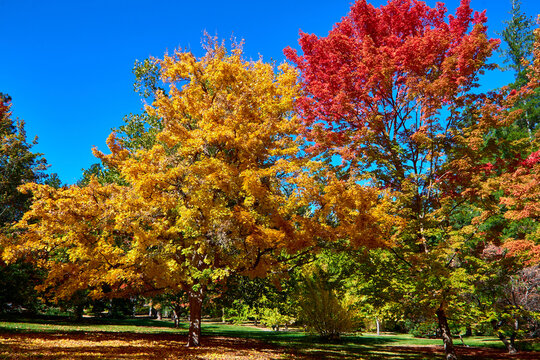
top-left (0, 317), bottom-right (539, 359)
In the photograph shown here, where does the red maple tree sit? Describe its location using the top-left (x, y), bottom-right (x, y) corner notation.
top-left (286, 1), bottom-right (498, 359)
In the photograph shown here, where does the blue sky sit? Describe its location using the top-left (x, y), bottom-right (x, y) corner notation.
top-left (1, 0), bottom-right (539, 184)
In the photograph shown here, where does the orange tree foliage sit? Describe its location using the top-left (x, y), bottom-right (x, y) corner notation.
top-left (499, 150), bottom-right (540, 265)
top-left (456, 26), bottom-right (540, 267)
top-left (499, 28), bottom-right (540, 266)
top-left (285, 1), bottom-right (498, 358)
top-left (447, 25), bottom-right (540, 259)
top-left (3, 40), bottom-right (390, 346)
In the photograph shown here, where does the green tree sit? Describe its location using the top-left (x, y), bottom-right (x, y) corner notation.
top-left (0, 93), bottom-right (48, 227)
top-left (500, 0), bottom-right (539, 135)
top-left (500, 0), bottom-right (535, 83)
top-left (0, 93), bottom-right (55, 312)
top-left (79, 59), bottom-right (164, 187)
top-left (443, 24), bottom-right (540, 353)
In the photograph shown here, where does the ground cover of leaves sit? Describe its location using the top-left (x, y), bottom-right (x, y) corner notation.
top-left (0, 332), bottom-right (289, 360)
top-left (0, 331), bottom-right (539, 360)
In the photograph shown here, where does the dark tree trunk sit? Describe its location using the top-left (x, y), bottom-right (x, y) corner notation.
top-left (491, 319), bottom-right (518, 354)
top-left (187, 287), bottom-right (205, 347)
top-left (173, 304), bottom-right (183, 328)
top-left (436, 306), bottom-right (457, 360)
top-left (73, 303), bottom-right (84, 321)
top-left (497, 332), bottom-right (518, 354)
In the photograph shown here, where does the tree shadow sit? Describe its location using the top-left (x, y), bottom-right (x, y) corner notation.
top-left (1, 319), bottom-right (538, 360)
top-left (0, 331), bottom-right (285, 360)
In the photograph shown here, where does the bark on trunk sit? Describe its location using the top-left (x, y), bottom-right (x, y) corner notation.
top-left (187, 287), bottom-right (205, 347)
top-left (173, 304), bottom-right (183, 328)
top-left (491, 320), bottom-right (518, 354)
top-left (436, 307), bottom-right (457, 360)
top-left (497, 332), bottom-right (518, 354)
top-left (376, 317), bottom-right (380, 336)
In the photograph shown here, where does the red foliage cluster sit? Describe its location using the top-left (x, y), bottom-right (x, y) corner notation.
top-left (521, 150), bottom-right (540, 168)
top-left (285, 0), bottom-right (497, 157)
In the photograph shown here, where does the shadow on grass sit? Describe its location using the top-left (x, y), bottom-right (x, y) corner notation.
top-left (201, 325), bottom-right (443, 359)
top-left (202, 325), bottom-right (540, 360)
top-left (0, 331), bottom-right (445, 360)
top-left (1, 317), bottom-right (538, 359)
top-left (0, 318), bottom-right (441, 360)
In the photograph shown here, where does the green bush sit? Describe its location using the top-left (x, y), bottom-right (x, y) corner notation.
top-left (224, 300), bottom-right (258, 325)
top-left (408, 321), bottom-right (439, 338)
top-left (260, 307), bottom-right (294, 331)
top-left (297, 275), bottom-right (359, 340)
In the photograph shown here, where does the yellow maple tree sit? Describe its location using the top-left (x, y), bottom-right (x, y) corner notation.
top-left (3, 39), bottom-right (390, 346)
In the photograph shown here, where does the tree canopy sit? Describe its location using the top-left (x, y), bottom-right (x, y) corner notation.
top-left (4, 40), bottom-right (389, 346)
top-left (1, 0), bottom-right (539, 356)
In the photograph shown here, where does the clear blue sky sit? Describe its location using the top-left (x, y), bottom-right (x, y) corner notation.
top-left (1, 0), bottom-right (539, 184)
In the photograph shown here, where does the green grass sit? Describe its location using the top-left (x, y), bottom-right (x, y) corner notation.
top-left (0, 316), bottom-right (184, 334)
top-left (0, 316), bottom-right (539, 359)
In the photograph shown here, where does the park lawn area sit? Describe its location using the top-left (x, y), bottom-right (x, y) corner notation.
top-left (0, 317), bottom-right (539, 359)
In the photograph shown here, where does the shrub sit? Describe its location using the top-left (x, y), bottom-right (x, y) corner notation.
top-left (224, 300), bottom-right (258, 325)
top-left (408, 321), bottom-right (439, 338)
top-left (260, 307), bottom-right (294, 331)
top-left (297, 275), bottom-right (359, 340)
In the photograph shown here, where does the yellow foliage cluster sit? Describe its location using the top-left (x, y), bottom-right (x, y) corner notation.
top-left (2, 39), bottom-right (390, 302)
top-left (0, 331), bottom-right (293, 359)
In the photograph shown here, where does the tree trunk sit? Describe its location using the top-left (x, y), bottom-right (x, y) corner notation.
top-left (73, 303), bottom-right (84, 321)
top-left (436, 306), bottom-right (457, 360)
top-left (187, 287), bottom-right (205, 347)
top-left (491, 319), bottom-right (518, 354)
top-left (497, 332), bottom-right (518, 354)
top-left (376, 317), bottom-right (380, 336)
top-left (173, 304), bottom-right (183, 328)
top-left (172, 310), bottom-right (178, 328)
